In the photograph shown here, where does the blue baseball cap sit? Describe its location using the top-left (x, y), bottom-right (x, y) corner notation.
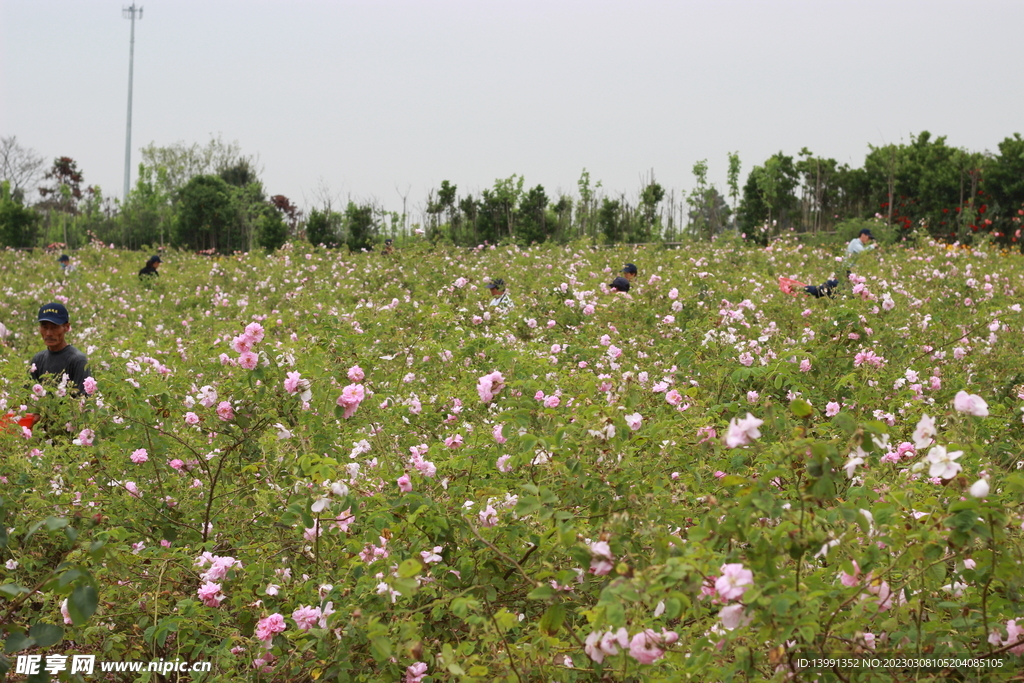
top-left (38, 302), bottom-right (70, 325)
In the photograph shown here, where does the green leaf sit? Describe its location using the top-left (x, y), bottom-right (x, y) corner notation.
top-left (29, 623), bottom-right (64, 648)
top-left (0, 583), bottom-right (30, 598)
top-left (3, 631), bottom-right (33, 654)
top-left (44, 517), bottom-right (69, 532)
top-left (790, 398), bottom-right (813, 418)
top-left (397, 558), bottom-right (421, 578)
top-left (68, 584), bottom-right (98, 625)
top-left (528, 585), bottom-right (557, 600)
top-left (369, 636), bottom-right (392, 662)
top-left (539, 603), bottom-right (566, 635)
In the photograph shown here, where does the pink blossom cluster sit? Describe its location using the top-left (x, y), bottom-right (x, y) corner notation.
top-left (724, 413), bottom-right (763, 448)
top-left (408, 444), bottom-right (436, 477)
top-left (588, 540), bottom-right (614, 576)
top-left (255, 613), bottom-right (286, 647)
top-left (839, 563), bottom-right (903, 611)
top-left (988, 619), bottom-right (1024, 655)
top-left (197, 581), bottom-right (225, 607)
top-left (585, 628), bottom-right (678, 665)
top-left (291, 604), bottom-right (323, 631)
top-left (195, 552), bottom-right (243, 582)
top-left (231, 321), bottom-right (265, 370)
top-left (953, 390), bottom-right (988, 417)
top-left (880, 441), bottom-right (916, 464)
top-left (336, 383), bottom-right (366, 419)
top-left (405, 662), bottom-right (428, 683)
top-left (534, 390), bottom-right (561, 408)
top-left (476, 370), bottom-right (505, 403)
top-left (358, 536), bottom-right (389, 563)
top-left (853, 349), bottom-right (886, 369)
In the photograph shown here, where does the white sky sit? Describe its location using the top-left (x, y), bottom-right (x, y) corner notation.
top-left (2, 0), bottom-right (1021, 218)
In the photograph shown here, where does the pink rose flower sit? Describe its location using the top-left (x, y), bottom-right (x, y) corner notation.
top-left (83, 377), bottom-right (97, 395)
top-left (197, 582), bottom-right (225, 607)
top-left (724, 413), bottom-right (763, 448)
top-left (492, 424), bottom-right (507, 444)
top-left (291, 605), bottom-right (321, 631)
top-left (244, 322), bottom-right (265, 344)
top-left (185, 412), bottom-right (200, 425)
top-left (337, 383), bottom-right (365, 419)
top-left (715, 563), bottom-right (754, 600)
top-left (255, 613), bottom-right (286, 645)
top-left (347, 365), bottom-right (365, 382)
top-left (130, 448), bottom-right (149, 463)
top-left (238, 351), bottom-right (259, 370)
top-left (477, 370), bottom-right (505, 403)
top-left (284, 371), bottom-right (301, 394)
top-left (216, 401), bottom-right (234, 421)
top-left (628, 629), bottom-right (665, 664)
top-left (397, 474), bottom-right (412, 493)
top-left (953, 390), bottom-right (988, 417)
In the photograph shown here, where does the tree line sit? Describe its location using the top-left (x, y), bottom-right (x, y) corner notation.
top-left (1, 131), bottom-right (1022, 253)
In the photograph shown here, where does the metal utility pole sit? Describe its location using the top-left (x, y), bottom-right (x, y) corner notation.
top-left (123, 4), bottom-right (143, 201)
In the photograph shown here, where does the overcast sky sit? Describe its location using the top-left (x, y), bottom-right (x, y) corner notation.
top-left (2, 0), bottom-right (1021, 218)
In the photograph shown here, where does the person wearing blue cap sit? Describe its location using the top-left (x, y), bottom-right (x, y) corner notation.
top-left (609, 276), bottom-right (631, 293)
top-left (486, 278), bottom-right (514, 311)
top-left (30, 302), bottom-right (91, 394)
top-left (847, 228), bottom-right (876, 258)
top-left (139, 255), bottom-right (162, 278)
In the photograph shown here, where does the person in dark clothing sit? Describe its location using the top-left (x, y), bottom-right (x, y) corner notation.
top-left (609, 276), bottom-right (631, 292)
top-left (139, 255), bottom-right (161, 277)
top-left (621, 263), bottom-right (638, 282)
top-left (779, 274), bottom-right (844, 299)
top-left (30, 302), bottom-right (91, 394)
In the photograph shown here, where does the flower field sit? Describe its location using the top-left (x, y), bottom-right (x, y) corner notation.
top-left (2, 236), bottom-right (1024, 682)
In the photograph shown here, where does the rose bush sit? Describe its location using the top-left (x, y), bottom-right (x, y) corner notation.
top-left (1, 238), bottom-right (1023, 681)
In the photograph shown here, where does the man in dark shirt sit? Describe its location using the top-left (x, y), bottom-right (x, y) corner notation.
top-left (30, 302), bottom-right (91, 394)
top-left (609, 276), bottom-right (631, 292)
top-left (139, 255), bottom-right (161, 278)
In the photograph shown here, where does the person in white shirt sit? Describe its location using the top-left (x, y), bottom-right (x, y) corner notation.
top-left (847, 228), bottom-right (876, 257)
top-left (487, 278), bottom-right (514, 311)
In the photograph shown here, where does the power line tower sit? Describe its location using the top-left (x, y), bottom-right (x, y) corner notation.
top-left (123, 4), bottom-right (143, 201)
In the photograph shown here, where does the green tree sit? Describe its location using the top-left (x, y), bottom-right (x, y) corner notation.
top-left (688, 186), bottom-right (731, 238)
top-left (985, 133), bottom-right (1024, 242)
top-left (599, 197), bottom-right (624, 243)
top-left (118, 164), bottom-right (172, 249)
top-left (738, 153), bottom-right (799, 236)
top-left (796, 149), bottom-right (840, 233)
top-left (516, 184), bottom-right (550, 245)
top-left (863, 132), bottom-right (965, 239)
top-left (727, 151), bottom-right (742, 224)
top-left (344, 202), bottom-right (377, 252)
top-left (174, 175), bottom-right (238, 252)
top-left (0, 180), bottom-right (40, 248)
top-left (139, 136), bottom-right (244, 197)
top-left (576, 169), bottom-right (601, 239)
top-left (305, 208), bottom-right (341, 247)
top-left (636, 179), bottom-right (665, 243)
top-left (258, 210), bottom-right (288, 251)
